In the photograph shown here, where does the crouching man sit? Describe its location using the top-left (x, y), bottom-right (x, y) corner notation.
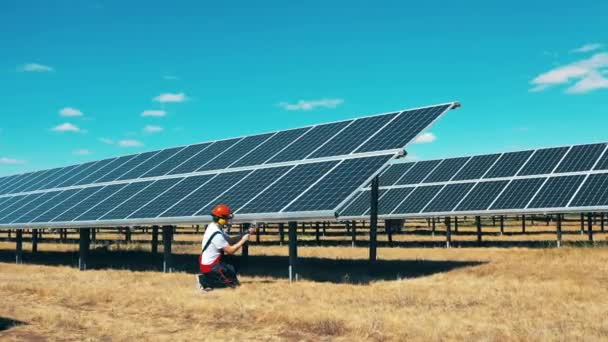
top-left (197, 204), bottom-right (254, 291)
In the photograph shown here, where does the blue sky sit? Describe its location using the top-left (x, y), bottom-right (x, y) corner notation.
top-left (1, 0), bottom-right (607, 176)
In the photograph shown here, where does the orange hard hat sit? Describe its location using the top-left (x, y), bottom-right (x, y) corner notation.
top-left (211, 204), bottom-right (233, 219)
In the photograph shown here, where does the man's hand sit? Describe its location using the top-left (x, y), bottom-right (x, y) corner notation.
top-left (248, 226), bottom-right (258, 234)
top-left (241, 233), bottom-right (250, 242)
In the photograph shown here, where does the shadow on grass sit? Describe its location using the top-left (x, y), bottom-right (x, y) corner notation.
top-left (0, 317), bottom-right (26, 331)
top-left (0, 248), bottom-right (484, 284)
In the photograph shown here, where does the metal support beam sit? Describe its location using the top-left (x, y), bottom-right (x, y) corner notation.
top-left (279, 223), bottom-right (285, 246)
top-left (580, 213), bottom-right (584, 234)
top-left (454, 217), bottom-right (459, 233)
top-left (288, 221), bottom-right (298, 282)
top-left (255, 222), bottom-right (260, 244)
top-left (15, 229), bottom-right (23, 264)
top-left (125, 227), bottom-right (131, 243)
top-left (432, 217), bottom-right (436, 237)
top-left (315, 222), bottom-right (320, 245)
top-left (79, 228), bottom-right (90, 271)
top-left (386, 220), bottom-right (393, 247)
top-left (500, 216), bottom-right (505, 235)
top-left (475, 216), bottom-right (482, 245)
top-left (587, 213), bottom-right (593, 242)
top-left (151, 226), bottom-right (159, 254)
top-left (369, 175), bottom-right (379, 262)
top-left (492, 216), bottom-right (496, 226)
top-left (445, 217), bottom-right (452, 248)
top-left (91, 228), bottom-right (96, 243)
top-left (522, 215), bottom-right (526, 233)
top-left (31, 229), bottom-right (38, 253)
top-left (601, 213), bottom-right (605, 232)
top-left (556, 214), bottom-right (562, 248)
top-left (162, 226), bottom-right (173, 273)
top-left (351, 220), bottom-right (357, 247)
top-left (241, 223), bottom-right (250, 269)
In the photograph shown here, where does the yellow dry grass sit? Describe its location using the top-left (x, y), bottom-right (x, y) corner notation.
top-left (1, 227), bottom-right (608, 341)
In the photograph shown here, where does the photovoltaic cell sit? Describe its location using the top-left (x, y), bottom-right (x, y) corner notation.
top-left (33, 165), bottom-right (86, 191)
top-left (308, 114), bottom-right (398, 159)
top-left (231, 128), bottom-right (311, 167)
top-left (117, 147), bottom-right (185, 180)
top-left (392, 185), bottom-right (444, 214)
top-left (169, 138), bottom-right (241, 175)
top-left (13, 168), bottom-right (64, 193)
top-left (379, 188), bottom-right (414, 215)
top-left (2, 172), bottom-right (44, 194)
top-left (490, 178), bottom-right (546, 210)
top-left (75, 182), bottom-right (152, 221)
top-left (199, 134), bottom-right (274, 171)
top-left (142, 143), bottom-right (212, 177)
top-left (13, 190), bottom-right (67, 223)
top-left (528, 175), bottom-right (585, 209)
top-left (517, 147), bottom-right (569, 176)
top-left (423, 157), bottom-right (470, 183)
top-left (484, 151), bottom-right (533, 179)
top-left (201, 166), bottom-right (293, 214)
top-left (95, 152), bottom-right (159, 183)
top-left (378, 163), bottom-right (415, 186)
top-left (7, 191), bottom-right (64, 224)
top-left (569, 173), bottom-right (608, 207)
top-left (268, 121), bottom-right (351, 163)
top-left (0, 193), bottom-right (44, 222)
top-left (452, 154), bottom-right (500, 181)
top-left (129, 175), bottom-right (214, 219)
top-left (339, 191), bottom-right (371, 217)
top-left (555, 143), bottom-right (606, 173)
top-left (100, 178), bottom-right (181, 220)
top-left (52, 185), bottom-right (125, 222)
top-left (455, 180), bottom-right (509, 211)
top-left (47, 161), bottom-right (100, 189)
top-left (31, 187), bottom-right (102, 223)
top-left (423, 183), bottom-right (475, 213)
top-left (593, 150), bottom-right (608, 170)
top-left (285, 156), bottom-right (391, 212)
top-left (72, 157), bottom-right (126, 185)
top-left (355, 105), bottom-right (452, 153)
top-left (395, 160), bottom-right (441, 185)
top-left (161, 171), bottom-right (252, 217)
top-left (238, 161), bottom-right (338, 214)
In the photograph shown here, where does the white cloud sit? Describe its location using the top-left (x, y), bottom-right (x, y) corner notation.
top-left (98, 138), bottom-right (114, 145)
top-left (141, 110), bottom-right (167, 117)
top-left (413, 132), bottom-right (437, 144)
top-left (144, 125), bottom-right (164, 133)
top-left (530, 52), bottom-right (608, 93)
top-left (0, 157), bottom-right (26, 164)
top-left (163, 75), bottom-right (180, 80)
top-left (153, 92), bottom-right (187, 103)
top-left (571, 43), bottom-right (603, 53)
top-left (20, 63), bottom-right (54, 72)
top-left (278, 98), bottom-right (344, 111)
top-left (119, 139), bottom-right (143, 147)
top-left (72, 149), bottom-right (91, 156)
top-left (59, 107), bottom-right (83, 117)
top-left (51, 123), bottom-right (82, 132)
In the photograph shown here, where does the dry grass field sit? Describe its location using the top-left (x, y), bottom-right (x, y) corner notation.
top-left (1, 219), bottom-right (608, 341)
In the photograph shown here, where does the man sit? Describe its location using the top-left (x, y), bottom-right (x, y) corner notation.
top-left (197, 204), bottom-right (254, 291)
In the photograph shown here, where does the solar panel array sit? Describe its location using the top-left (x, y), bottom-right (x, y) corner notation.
top-left (0, 103), bottom-right (457, 228)
top-left (339, 142), bottom-right (608, 218)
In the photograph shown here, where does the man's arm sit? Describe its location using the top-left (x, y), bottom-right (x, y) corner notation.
top-left (222, 234), bottom-right (250, 255)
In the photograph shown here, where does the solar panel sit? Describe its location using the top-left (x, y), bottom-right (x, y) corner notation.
top-left (0, 102), bottom-right (457, 227)
top-left (422, 183), bottom-right (475, 213)
top-left (392, 185), bottom-right (444, 214)
top-left (375, 188), bottom-right (412, 215)
top-left (395, 160), bottom-right (442, 185)
top-left (284, 155), bottom-right (391, 212)
top-left (455, 180), bottom-right (509, 211)
top-left (517, 147), bottom-right (569, 176)
top-left (554, 143), bottom-right (606, 173)
top-left (355, 105), bottom-right (453, 153)
top-left (490, 178), bottom-right (546, 210)
top-left (528, 175), bottom-right (585, 209)
top-left (339, 191), bottom-right (372, 217)
top-left (452, 154), bottom-right (500, 181)
top-left (377, 163), bottom-right (415, 186)
top-left (423, 157), bottom-right (470, 183)
top-left (569, 173), bottom-right (608, 207)
top-left (238, 161), bottom-right (338, 214)
top-left (308, 114), bottom-right (398, 159)
top-left (129, 175), bottom-right (215, 219)
top-left (483, 151), bottom-right (533, 178)
top-left (593, 149), bottom-right (608, 170)
top-left (267, 121), bottom-right (351, 163)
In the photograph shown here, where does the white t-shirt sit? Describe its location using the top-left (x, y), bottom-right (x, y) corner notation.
top-left (201, 222), bottom-right (229, 265)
